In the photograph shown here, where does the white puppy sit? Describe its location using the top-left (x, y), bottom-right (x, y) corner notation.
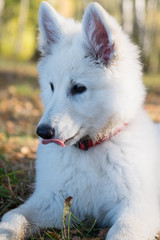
top-left (0, 2), bottom-right (160, 240)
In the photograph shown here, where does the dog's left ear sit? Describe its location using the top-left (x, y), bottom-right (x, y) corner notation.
top-left (38, 1), bottom-right (64, 55)
top-left (82, 3), bottom-right (115, 65)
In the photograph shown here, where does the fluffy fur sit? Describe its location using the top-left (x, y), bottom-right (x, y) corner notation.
top-left (0, 2), bottom-right (160, 240)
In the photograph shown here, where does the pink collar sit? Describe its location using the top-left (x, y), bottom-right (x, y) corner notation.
top-left (75, 123), bottom-right (128, 151)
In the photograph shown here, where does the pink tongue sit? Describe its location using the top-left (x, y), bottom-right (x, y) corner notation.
top-left (42, 139), bottom-right (65, 147)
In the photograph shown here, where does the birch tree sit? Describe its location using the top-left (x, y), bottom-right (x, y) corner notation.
top-left (121, 0), bottom-right (134, 35)
top-left (15, 0), bottom-right (30, 54)
top-left (0, 0), bottom-right (5, 46)
top-left (133, 0), bottom-right (146, 46)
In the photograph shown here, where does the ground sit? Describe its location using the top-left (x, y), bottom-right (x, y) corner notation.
top-left (0, 60), bottom-right (160, 239)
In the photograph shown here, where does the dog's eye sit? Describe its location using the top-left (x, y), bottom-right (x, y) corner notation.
top-left (71, 84), bottom-right (87, 95)
top-left (50, 82), bottom-right (54, 92)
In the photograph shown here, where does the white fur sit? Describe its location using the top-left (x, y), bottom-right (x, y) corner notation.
top-left (0, 2), bottom-right (160, 240)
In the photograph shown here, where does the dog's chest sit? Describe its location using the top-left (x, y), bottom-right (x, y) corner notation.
top-left (37, 143), bottom-right (129, 223)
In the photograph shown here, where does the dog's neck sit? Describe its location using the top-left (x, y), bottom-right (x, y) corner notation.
top-left (75, 122), bottom-right (128, 151)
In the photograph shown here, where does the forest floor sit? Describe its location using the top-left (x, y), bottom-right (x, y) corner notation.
top-left (0, 60), bottom-right (160, 239)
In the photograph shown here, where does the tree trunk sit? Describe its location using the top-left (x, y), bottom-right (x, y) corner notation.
top-left (0, 0), bottom-right (5, 49)
top-left (133, 0), bottom-right (146, 45)
top-left (121, 0), bottom-right (134, 35)
top-left (145, 0), bottom-right (158, 72)
top-left (15, 0), bottom-right (30, 54)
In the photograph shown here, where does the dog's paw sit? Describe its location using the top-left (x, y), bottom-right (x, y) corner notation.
top-left (106, 228), bottom-right (134, 240)
top-left (0, 219), bottom-right (25, 240)
top-left (106, 219), bottom-right (156, 240)
top-left (0, 208), bottom-right (31, 240)
top-left (0, 227), bottom-right (15, 240)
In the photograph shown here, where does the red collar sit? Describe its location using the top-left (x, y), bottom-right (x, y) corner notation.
top-left (75, 123), bottom-right (128, 151)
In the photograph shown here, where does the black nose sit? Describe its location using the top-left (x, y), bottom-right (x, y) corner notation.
top-left (36, 124), bottom-right (55, 139)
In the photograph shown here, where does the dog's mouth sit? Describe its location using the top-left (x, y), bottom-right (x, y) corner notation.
top-left (41, 130), bottom-right (81, 147)
top-left (42, 138), bottom-right (65, 147)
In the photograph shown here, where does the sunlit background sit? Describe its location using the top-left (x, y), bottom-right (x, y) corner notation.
top-left (0, 0), bottom-right (160, 72)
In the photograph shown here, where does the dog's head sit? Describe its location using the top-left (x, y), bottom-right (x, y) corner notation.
top-left (37, 1), bottom-right (145, 147)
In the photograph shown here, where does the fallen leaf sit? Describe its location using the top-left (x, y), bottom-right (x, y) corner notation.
top-left (20, 146), bottom-right (29, 155)
top-left (98, 228), bottom-right (110, 237)
top-left (46, 230), bottom-right (60, 240)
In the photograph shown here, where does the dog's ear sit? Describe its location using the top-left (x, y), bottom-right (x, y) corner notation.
top-left (82, 3), bottom-right (115, 65)
top-left (38, 1), bottom-right (63, 55)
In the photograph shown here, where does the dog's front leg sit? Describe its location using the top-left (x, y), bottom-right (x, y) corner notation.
top-left (106, 205), bottom-right (159, 240)
top-left (0, 192), bottom-right (63, 240)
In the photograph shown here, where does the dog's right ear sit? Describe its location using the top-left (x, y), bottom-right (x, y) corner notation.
top-left (38, 1), bottom-right (63, 55)
top-left (82, 3), bottom-right (116, 65)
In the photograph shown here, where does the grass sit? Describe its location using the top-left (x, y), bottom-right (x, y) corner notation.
top-left (0, 154), bottom-right (29, 216)
top-left (14, 83), bottom-right (40, 97)
top-left (144, 74), bottom-right (160, 88)
top-left (0, 59), bottom-right (37, 77)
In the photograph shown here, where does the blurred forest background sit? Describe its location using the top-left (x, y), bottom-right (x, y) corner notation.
top-left (0, 0), bottom-right (160, 72)
top-left (0, 0), bottom-right (160, 232)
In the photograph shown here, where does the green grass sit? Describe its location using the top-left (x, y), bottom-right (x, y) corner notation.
top-left (0, 59), bottom-right (37, 77)
top-left (0, 155), bottom-right (25, 216)
top-left (144, 74), bottom-right (160, 86)
top-left (143, 74), bottom-right (160, 93)
top-left (13, 83), bottom-right (40, 97)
